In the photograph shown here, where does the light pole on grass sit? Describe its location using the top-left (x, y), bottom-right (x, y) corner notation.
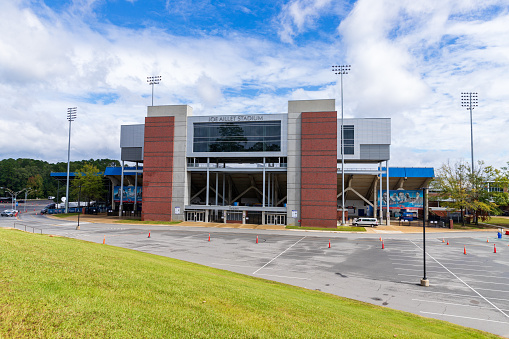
top-left (147, 76), bottom-right (162, 106)
top-left (332, 65), bottom-right (351, 225)
top-left (76, 184), bottom-right (82, 230)
top-left (420, 187), bottom-right (429, 287)
top-left (65, 107), bottom-right (77, 214)
top-left (461, 92), bottom-right (478, 175)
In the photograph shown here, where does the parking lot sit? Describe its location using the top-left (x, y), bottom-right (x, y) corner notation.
top-left (2, 212), bottom-right (509, 337)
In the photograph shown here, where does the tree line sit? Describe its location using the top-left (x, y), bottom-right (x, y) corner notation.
top-left (0, 158), bottom-right (120, 200)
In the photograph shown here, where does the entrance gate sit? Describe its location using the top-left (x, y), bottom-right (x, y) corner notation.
top-left (265, 213), bottom-right (286, 225)
top-left (186, 210), bottom-right (205, 222)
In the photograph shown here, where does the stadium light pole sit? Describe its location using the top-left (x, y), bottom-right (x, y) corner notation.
top-left (461, 92), bottom-right (478, 175)
top-left (332, 65), bottom-right (351, 225)
top-left (65, 107), bottom-right (77, 214)
top-left (147, 76), bottom-right (162, 106)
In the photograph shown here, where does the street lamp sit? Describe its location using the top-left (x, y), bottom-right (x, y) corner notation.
top-left (24, 187), bottom-right (36, 212)
top-left (147, 75), bottom-right (162, 106)
top-left (461, 92), bottom-right (478, 175)
top-left (0, 187), bottom-right (29, 210)
top-left (420, 187), bottom-right (429, 287)
top-left (332, 65), bottom-right (351, 225)
top-left (65, 107), bottom-right (77, 214)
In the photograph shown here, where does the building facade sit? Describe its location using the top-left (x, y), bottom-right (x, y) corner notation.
top-left (117, 99), bottom-right (410, 228)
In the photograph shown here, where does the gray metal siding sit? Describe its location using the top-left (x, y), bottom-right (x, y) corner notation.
top-left (360, 144), bottom-right (390, 161)
top-left (121, 147), bottom-right (143, 162)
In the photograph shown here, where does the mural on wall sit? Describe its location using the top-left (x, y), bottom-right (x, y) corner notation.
top-left (378, 190), bottom-right (423, 209)
top-left (114, 186), bottom-right (142, 203)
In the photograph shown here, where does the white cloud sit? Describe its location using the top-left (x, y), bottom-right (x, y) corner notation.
top-left (336, 0), bottom-right (509, 168)
top-left (0, 0), bottom-right (508, 171)
top-left (277, 0), bottom-right (333, 43)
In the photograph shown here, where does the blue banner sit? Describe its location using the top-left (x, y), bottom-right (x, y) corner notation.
top-left (379, 190), bottom-right (423, 209)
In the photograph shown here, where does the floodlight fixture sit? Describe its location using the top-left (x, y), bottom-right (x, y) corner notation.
top-left (147, 75), bottom-right (162, 106)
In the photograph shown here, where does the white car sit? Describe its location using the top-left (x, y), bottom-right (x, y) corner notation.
top-left (353, 217), bottom-right (379, 227)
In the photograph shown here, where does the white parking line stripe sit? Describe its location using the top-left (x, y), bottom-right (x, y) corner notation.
top-left (463, 280), bottom-right (509, 286)
top-left (474, 287), bottom-right (509, 293)
top-left (255, 273), bottom-right (308, 280)
top-left (436, 259), bottom-right (486, 264)
top-left (391, 262), bottom-right (442, 267)
top-left (412, 299), bottom-right (493, 310)
top-left (410, 240), bottom-right (509, 319)
top-left (454, 272), bottom-right (506, 279)
top-left (211, 263), bottom-right (254, 268)
top-left (435, 262), bottom-right (496, 268)
top-left (420, 290), bottom-right (509, 303)
top-left (420, 312), bottom-right (509, 324)
top-left (253, 236), bottom-right (306, 275)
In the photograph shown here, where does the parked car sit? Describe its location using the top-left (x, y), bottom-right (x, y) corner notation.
top-left (1, 209), bottom-right (18, 217)
top-left (352, 217), bottom-right (379, 227)
top-left (40, 208), bottom-right (48, 215)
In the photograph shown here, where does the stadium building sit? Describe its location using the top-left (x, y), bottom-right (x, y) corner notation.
top-left (112, 99), bottom-right (433, 228)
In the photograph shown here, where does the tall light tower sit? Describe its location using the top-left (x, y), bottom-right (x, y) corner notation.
top-left (65, 107), bottom-right (77, 214)
top-left (332, 65), bottom-right (351, 225)
top-left (461, 92), bottom-right (478, 175)
top-left (147, 75), bottom-right (162, 106)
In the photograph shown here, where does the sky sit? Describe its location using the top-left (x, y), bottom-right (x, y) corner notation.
top-left (0, 0), bottom-right (508, 169)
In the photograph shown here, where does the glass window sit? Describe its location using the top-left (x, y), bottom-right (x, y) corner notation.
top-left (341, 125), bottom-right (354, 155)
top-left (193, 121), bottom-right (281, 152)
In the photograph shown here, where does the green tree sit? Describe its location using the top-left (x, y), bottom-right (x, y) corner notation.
top-left (431, 160), bottom-right (504, 224)
top-left (27, 174), bottom-right (44, 198)
top-left (71, 163), bottom-right (106, 206)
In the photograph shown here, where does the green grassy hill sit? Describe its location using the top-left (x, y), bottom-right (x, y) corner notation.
top-left (0, 229), bottom-right (496, 338)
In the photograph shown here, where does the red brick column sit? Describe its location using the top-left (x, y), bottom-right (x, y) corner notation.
top-left (142, 116), bottom-right (174, 221)
top-left (301, 112), bottom-right (337, 228)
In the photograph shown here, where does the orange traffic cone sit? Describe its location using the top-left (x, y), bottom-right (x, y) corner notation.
top-left (208, 233), bottom-right (211, 242)
top-left (442, 238), bottom-right (445, 243)
top-left (487, 238), bottom-right (489, 243)
top-left (328, 240), bottom-right (331, 248)
top-left (494, 244), bottom-right (497, 253)
top-left (380, 237), bottom-right (382, 242)
top-left (256, 235), bottom-right (258, 244)
top-left (464, 246), bottom-right (466, 255)
top-left (447, 240), bottom-right (449, 245)
top-left (103, 236), bottom-right (105, 245)
top-left (148, 231), bottom-right (151, 238)
top-left (382, 241), bottom-right (385, 249)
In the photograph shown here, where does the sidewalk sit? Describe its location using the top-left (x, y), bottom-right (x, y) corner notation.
top-left (46, 213), bottom-right (502, 234)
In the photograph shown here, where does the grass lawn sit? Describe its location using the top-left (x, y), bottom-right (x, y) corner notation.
top-left (482, 217), bottom-right (509, 226)
top-left (51, 213), bottom-right (81, 218)
top-left (0, 229), bottom-right (495, 338)
top-left (286, 225), bottom-right (366, 232)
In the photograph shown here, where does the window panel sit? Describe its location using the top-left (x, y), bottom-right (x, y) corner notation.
top-left (193, 121), bottom-right (281, 152)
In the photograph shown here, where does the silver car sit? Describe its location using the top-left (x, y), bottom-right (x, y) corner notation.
top-left (1, 209), bottom-right (18, 217)
top-left (353, 217), bottom-right (379, 227)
